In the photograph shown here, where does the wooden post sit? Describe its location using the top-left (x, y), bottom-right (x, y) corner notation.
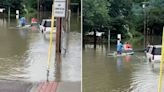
top-left (94, 29), bottom-right (97, 49)
top-left (54, 17), bottom-right (62, 83)
top-left (59, 18), bottom-right (62, 53)
top-left (56, 17), bottom-right (62, 62)
top-left (8, 6), bottom-right (10, 26)
top-left (37, 0), bottom-right (40, 19)
top-left (108, 30), bottom-right (110, 53)
top-left (56, 18), bottom-right (60, 54)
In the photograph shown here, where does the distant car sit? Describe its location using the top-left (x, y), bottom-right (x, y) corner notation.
top-left (40, 19), bottom-right (56, 34)
top-left (146, 45), bottom-right (161, 64)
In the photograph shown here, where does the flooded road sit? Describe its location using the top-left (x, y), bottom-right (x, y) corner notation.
top-left (0, 18), bottom-right (55, 82)
top-left (83, 44), bottom-right (164, 92)
top-left (0, 13), bottom-right (81, 84)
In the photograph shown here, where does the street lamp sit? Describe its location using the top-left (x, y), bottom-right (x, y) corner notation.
top-left (142, 2), bottom-right (146, 36)
top-left (142, 2), bottom-right (149, 47)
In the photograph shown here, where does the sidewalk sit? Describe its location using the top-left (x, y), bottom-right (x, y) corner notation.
top-left (56, 82), bottom-right (81, 92)
top-left (32, 81), bottom-right (80, 92)
top-left (36, 81), bottom-right (58, 92)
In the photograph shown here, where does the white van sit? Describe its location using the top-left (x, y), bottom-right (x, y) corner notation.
top-left (40, 19), bottom-right (56, 34)
top-left (146, 45), bottom-right (161, 64)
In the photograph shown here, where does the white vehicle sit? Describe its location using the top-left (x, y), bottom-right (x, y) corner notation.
top-left (146, 45), bottom-right (161, 64)
top-left (40, 19), bottom-right (56, 34)
top-left (40, 19), bottom-right (65, 42)
top-left (40, 19), bottom-right (57, 39)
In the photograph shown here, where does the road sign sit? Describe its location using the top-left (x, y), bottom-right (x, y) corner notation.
top-left (16, 10), bottom-right (19, 19)
top-left (0, 8), bottom-right (5, 13)
top-left (117, 34), bottom-right (121, 39)
top-left (16, 10), bottom-right (19, 14)
top-left (54, 0), bottom-right (66, 17)
top-left (16, 15), bottom-right (19, 19)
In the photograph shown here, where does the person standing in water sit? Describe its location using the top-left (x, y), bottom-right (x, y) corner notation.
top-left (117, 41), bottom-right (123, 54)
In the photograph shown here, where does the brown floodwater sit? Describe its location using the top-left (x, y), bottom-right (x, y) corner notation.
top-left (83, 43), bottom-right (164, 92)
top-left (0, 12), bottom-right (81, 83)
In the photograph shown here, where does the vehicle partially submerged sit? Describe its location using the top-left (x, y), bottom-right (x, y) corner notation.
top-left (40, 19), bottom-right (56, 34)
top-left (40, 19), bottom-right (56, 39)
top-left (40, 19), bottom-right (64, 40)
top-left (145, 45), bottom-right (162, 67)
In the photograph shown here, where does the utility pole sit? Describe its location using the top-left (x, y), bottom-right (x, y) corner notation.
top-left (143, 2), bottom-right (146, 48)
top-left (54, 0), bottom-right (66, 81)
top-left (54, 0), bottom-right (66, 60)
top-left (142, 1), bottom-right (149, 48)
top-left (94, 28), bottom-right (97, 49)
top-left (37, 0), bottom-right (40, 19)
top-left (8, 6), bottom-right (10, 26)
top-left (108, 30), bottom-right (110, 53)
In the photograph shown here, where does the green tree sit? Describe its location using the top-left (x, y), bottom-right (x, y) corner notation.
top-left (83, 0), bottom-right (110, 33)
top-left (131, 0), bottom-right (164, 35)
top-left (22, 0), bottom-right (37, 18)
top-left (0, 0), bottom-right (23, 13)
top-left (108, 0), bottom-right (133, 38)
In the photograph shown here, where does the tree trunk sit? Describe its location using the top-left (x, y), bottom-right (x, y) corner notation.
top-left (94, 29), bottom-right (97, 49)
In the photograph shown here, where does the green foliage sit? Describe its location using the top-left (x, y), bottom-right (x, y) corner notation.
top-left (0, 0), bottom-right (23, 12)
top-left (24, 0), bottom-right (37, 10)
top-left (84, 0), bottom-right (164, 41)
top-left (72, 0), bottom-right (81, 3)
top-left (129, 0), bottom-right (164, 35)
top-left (23, 0), bottom-right (37, 19)
top-left (109, 0), bottom-right (132, 17)
top-left (108, 0), bottom-right (133, 36)
top-left (83, 0), bottom-right (110, 32)
top-left (132, 0), bottom-right (149, 3)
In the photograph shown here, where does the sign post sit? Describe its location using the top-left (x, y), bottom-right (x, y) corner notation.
top-left (47, 0), bottom-right (66, 80)
top-left (108, 30), bottom-right (110, 53)
top-left (54, 0), bottom-right (66, 18)
top-left (16, 10), bottom-right (19, 25)
top-left (0, 8), bottom-right (5, 13)
top-left (54, 0), bottom-right (66, 63)
top-left (117, 34), bottom-right (121, 45)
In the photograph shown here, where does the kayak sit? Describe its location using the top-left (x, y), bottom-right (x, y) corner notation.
top-left (108, 51), bottom-right (134, 56)
top-left (16, 24), bottom-right (30, 29)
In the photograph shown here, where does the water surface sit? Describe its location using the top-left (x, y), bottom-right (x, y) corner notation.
top-left (83, 44), bottom-right (164, 92)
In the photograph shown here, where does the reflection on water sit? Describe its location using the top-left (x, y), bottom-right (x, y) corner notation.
top-left (116, 56), bottom-right (123, 72)
top-left (61, 32), bottom-right (81, 82)
top-left (83, 44), bottom-right (164, 92)
top-left (0, 22), bottom-right (55, 81)
top-left (124, 55), bottom-right (132, 62)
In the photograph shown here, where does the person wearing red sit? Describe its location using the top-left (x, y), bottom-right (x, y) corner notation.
top-left (31, 17), bottom-right (37, 23)
top-left (124, 42), bottom-right (132, 51)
